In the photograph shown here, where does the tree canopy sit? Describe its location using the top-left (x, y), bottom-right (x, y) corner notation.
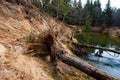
top-left (30, 0), bottom-right (120, 28)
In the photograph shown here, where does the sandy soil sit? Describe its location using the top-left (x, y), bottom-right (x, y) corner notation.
top-left (0, 1), bottom-right (53, 80)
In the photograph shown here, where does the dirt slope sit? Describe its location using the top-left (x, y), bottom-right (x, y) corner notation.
top-left (0, 43), bottom-right (53, 80)
top-left (0, 0), bottom-right (56, 80)
top-left (0, 0), bottom-right (74, 79)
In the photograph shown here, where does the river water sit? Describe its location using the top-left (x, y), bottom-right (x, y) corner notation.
top-left (76, 32), bottom-right (120, 79)
top-left (84, 47), bottom-right (120, 79)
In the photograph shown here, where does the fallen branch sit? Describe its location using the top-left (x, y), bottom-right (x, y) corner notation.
top-left (72, 42), bottom-right (120, 54)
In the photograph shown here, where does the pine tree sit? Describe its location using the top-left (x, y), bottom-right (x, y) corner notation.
top-left (93, 0), bottom-right (102, 26)
top-left (72, 0), bottom-right (82, 25)
top-left (51, 0), bottom-right (71, 20)
top-left (104, 0), bottom-right (112, 28)
top-left (78, 0), bottom-right (83, 25)
top-left (85, 0), bottom-right (94, 30)
top-left (61, 0), bottom-right (71, 21)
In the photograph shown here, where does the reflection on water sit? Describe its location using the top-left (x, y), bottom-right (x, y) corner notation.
top-left (76, 32), bottom-right (120, 47)
top-left (76, 32), bottom-right (120, 79)
top-left (84, 46), bottom-right (120, 79)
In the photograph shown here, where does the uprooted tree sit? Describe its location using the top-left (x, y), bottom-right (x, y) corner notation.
top-left (44, 31), bottom-right (118, 80)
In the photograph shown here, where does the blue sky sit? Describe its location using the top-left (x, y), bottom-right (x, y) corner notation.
top-left (80, 0), bottom-right (120, 9)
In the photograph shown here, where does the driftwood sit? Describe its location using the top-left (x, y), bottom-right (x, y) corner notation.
top-left (72, 42), bottom-right (120, 54)
top-left (48, 35), bottom-right (118, 80)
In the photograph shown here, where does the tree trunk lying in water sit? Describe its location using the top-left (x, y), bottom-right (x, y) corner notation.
top-left (57, 53), bottom-right (117, 80)
top-left (72, 42), bottom-right (120, 54)
top-left (48, 34), bottom-right (118, 80)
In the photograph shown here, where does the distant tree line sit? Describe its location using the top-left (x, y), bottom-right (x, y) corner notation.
top-left (30, 0), bottom-right (120, 29)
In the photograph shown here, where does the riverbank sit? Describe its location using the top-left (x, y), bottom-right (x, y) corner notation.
top-left (82, 27), bottom-right (120, 38)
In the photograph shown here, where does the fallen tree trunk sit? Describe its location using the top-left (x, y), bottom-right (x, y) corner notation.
top-left (57, 53), bottom-right (118, 80)
top-left (72, 42), bottom-right (120, 54)
top-left (48, 34), bottom-right (118, 80)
